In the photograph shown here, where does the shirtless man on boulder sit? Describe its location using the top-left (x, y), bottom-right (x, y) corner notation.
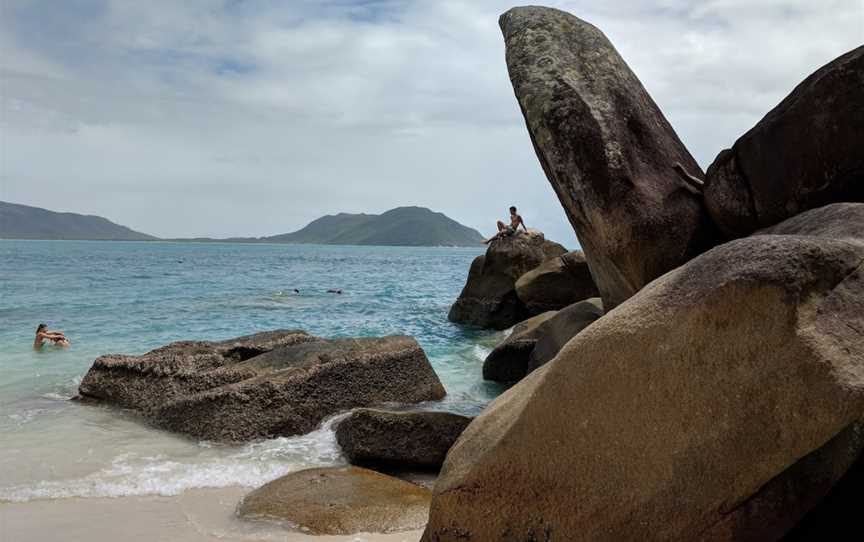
top-left (484, 206), bottom-right (527, 244)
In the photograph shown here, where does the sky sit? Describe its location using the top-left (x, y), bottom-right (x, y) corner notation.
top-left (1, 1), bottom-right (861, 243)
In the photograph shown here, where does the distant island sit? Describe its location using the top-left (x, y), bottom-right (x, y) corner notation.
top-left (258, 207), bottom-right (484, 246)
top-left (0, 201), bottom-right (157, 241)
top-left (1, 202), bottom-right (484, 247)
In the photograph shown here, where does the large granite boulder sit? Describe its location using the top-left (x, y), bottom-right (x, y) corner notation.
top-left (239, 466), bottom-right (430, 535)
top-left (515, 250), bottom-right (599, 314)
top-left (500, 6), bottom-right (717, 310)
top-left (78, 332), bottom-right (446, 441)
top-left (336, 409), bottom-right (473, 471)
top-left (704, 46), bottom-right (864, 238)
top-left (422, 203), bottom-right (864, 542)
top-left (448, 230), bottom-right (566, 329)
top-left (483, 298), bottom-right (603, 383)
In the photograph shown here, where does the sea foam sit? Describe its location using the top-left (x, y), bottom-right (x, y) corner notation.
top-left (0, 415), bottom-right (347, 502)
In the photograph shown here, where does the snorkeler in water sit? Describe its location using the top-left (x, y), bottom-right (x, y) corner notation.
top-left (34, 323), bottom-right (70, 349)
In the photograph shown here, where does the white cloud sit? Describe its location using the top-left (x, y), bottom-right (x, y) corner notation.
top-left (1, 0), bottom-right (861, 241)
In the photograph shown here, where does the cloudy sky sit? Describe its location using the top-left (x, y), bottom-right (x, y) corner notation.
top-left (1, 1), bottom-right (861, 242)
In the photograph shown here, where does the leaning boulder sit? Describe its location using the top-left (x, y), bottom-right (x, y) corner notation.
top-left (423, 203), bottom-right (864, 541)
top-left (239, 466), bottom-right (431, 535)
top-left (704, 46), bottom-right (864, 238)
top-left (515, 250), bottom-right (599, 314)
top-left (79, 333), bottom-right (446, 441)
top-left (336, 409), bottom-right (473, 471)
top-left (501, 6), bottom-right (717, 310)
top-left (483, 298), bottom-right (602, 383)
top-left (448, 230), bottom-right (565, 329)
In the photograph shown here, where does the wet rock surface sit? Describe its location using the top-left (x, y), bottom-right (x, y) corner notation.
top-left (239, 466), bottom-right (431, 535)
top-left (336, 409), bottom-right (472, 471)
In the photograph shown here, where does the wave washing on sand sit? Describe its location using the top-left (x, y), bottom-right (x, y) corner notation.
top-left (0, 415), bottom-right (348, 503)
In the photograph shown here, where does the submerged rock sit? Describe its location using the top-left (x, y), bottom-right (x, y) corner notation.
top-left (78, 332), bottom-right (446, 442)
top-left (483, 298), bottom-right (603, 383)
top-left (336, 409), bottom-right (473, 471)
top-left (423, 203), bottom-right (864, 541)
top-left (514, 250), bottom-right (599, 314)
top-left (448, 230), bottom-right (565, 329)
top-left (500, 6), bottom-right (717, 310)
top-left (239, 466), bottom-right (431, 535)
top-left (704, 46), bottom-right (864, 238)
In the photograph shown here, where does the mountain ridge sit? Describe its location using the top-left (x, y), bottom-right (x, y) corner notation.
top-left (0, 201), bottom-right (157, 241)
top-left (264, 206), bottom-right (484, 246)
top-left (1, 202), bottom-right (484, 247)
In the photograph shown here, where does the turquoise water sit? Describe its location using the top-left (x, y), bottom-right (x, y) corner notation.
top-left (0, 240), bottom-right (502, 502)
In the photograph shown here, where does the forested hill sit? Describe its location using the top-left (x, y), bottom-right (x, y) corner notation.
top-left (1, 202), bottom-right (484, 246)
top-left (0, 201), bottom-right (156, 241)
top-left (266, 206), bottom-right (484, 246)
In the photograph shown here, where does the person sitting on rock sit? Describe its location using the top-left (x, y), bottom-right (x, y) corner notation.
top-left (484, 206), bottom-right (527, 244)
top-left (34, 323), bottom-right (70, 349)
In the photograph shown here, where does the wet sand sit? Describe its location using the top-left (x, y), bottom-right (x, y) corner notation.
top-left (0, 487), bottom-right (423, 542)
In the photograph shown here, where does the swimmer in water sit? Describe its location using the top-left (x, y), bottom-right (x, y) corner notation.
top-left (34, 323), bottom-right (70, 349)
top-left (327, 289), bottom-right (343, 294)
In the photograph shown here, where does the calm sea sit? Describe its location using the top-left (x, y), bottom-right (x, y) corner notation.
top-left (0, 240), bottom-right (503, 502)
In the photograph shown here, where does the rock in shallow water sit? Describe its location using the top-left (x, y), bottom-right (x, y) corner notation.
top-left (527, 297), bottom-right (604, 373)
top-left (336, 408), bottom-right (472, 471)
top-left (239, 466), bottom-right (431, 535)
top-left (483, 298), bottom-right (603, 383)
top-left (423, 203), bottom-right (864, 541)
top-left (500, 6), bottom-right (717, 310)
top-left (448, 230), bottom-right (565, 330)
top-left (77, 330), bottom-right (317, 409)
top-left (78, 331), bottom-right (446, 442)
top-left (482, 310), bottom-right (557, 382)
top-left (704, 46), bottom-right (864, 238)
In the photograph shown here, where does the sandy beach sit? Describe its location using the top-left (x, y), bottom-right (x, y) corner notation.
top-left (0, 487), bottom-right (422, 542)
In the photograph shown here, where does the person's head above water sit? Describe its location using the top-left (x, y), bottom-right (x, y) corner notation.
top-left (36, 323), bottom-right (47, 334)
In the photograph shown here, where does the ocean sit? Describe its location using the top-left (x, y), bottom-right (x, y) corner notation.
top-left (0, 240), bottom-right (503, 503)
